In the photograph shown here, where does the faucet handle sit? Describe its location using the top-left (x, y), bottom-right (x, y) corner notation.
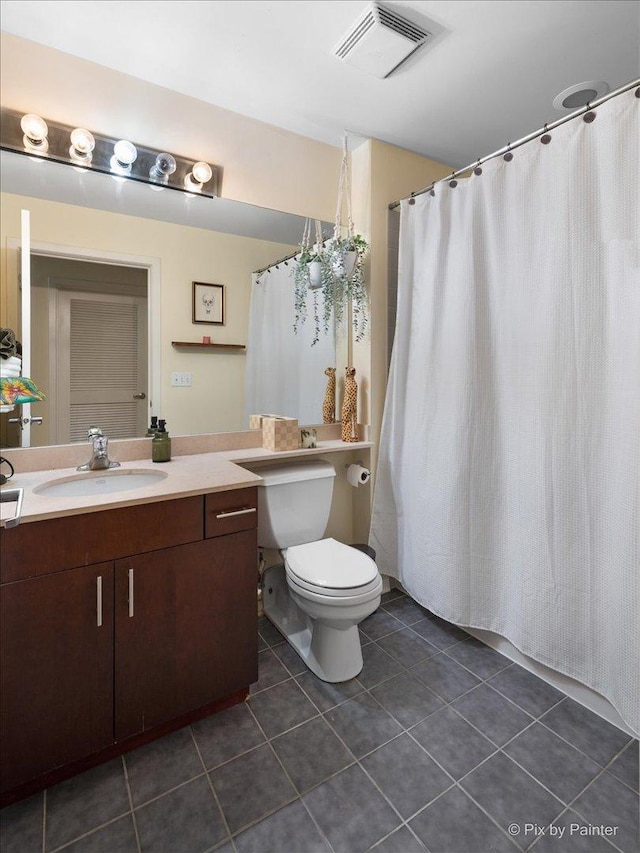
top-left (87, 426), bottom-right (104, 439)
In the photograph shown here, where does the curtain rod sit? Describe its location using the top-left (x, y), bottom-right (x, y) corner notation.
top-left (253, 246), bottom-right (301, 278)
top-left (389, 79), bottom-right (639, 211)
top-left (252, 234), bottom-right (333, 278)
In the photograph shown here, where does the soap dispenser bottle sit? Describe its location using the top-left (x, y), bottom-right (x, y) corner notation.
top-left (152, 419), bottom-right (171, 462)
top-left (146, 415), bottom-right (159, 437)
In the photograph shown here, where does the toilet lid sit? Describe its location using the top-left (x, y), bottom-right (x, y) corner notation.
top-left (284, 538), bottom-right (378, 591)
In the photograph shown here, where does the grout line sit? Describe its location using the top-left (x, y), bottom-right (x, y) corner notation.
top-left (534, 713), bottom-right (631, 772)
top-left (127, 769), bottom-right (209, 812)
top-left (600, 741), bottom-right (640, 795)
top-left (47, 811), bottom-right (136, 853)
top-left (189, 727), bottom-right (234, 849)
top-left (121, 753), bottom-right (142, 853)
top-left (562, 769), bottom-right (631, 853)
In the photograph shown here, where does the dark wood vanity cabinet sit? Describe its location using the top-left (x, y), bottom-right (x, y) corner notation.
top-left (0, 489), bottom-right (258, 800)
top-left (115, 531), bottom-right (258, 740)
top-left (1, 561), bottom-right (114, 793)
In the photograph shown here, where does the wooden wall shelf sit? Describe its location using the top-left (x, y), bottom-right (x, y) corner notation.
top-left (171, 342), bottom-right (246, 351)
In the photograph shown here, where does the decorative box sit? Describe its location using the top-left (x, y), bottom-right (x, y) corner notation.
top-left (262, 416), bottom-right (300, 452)
top-left (249, 413), bottom-right (277, 430)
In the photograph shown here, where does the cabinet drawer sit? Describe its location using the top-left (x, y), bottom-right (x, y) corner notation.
top-left (205, 487), bottom-right (257, 539)
top-left (1, 496), bottom-right (204, 583)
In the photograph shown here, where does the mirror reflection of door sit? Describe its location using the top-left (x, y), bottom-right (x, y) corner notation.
top-left (31, 256), bottom-right (148, 445)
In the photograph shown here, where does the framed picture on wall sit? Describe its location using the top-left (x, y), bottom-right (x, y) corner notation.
top-left (192, 282), bottom-right (224, 325)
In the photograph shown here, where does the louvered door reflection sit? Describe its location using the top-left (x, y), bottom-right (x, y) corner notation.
top-left (55, 291), bottom-right (148, 442)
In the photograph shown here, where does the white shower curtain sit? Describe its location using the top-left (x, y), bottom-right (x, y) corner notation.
top-left (371, 89), bottom-right (639, 734)
top-left (244, 266), bottom-right (335, 426)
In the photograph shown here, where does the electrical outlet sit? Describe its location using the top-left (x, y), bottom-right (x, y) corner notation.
top-left (171, 372), bottom-right (192, 387)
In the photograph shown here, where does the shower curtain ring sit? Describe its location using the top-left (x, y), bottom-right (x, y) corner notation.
top-left (474, 159), bottom-right (483, 176)
top-left (541, 124), bottom-right (552, 144)
top-left (583, 103), bottom-right (597, 123)
top-left (503, 144), bottom-right (513, 162)
top-left (449, 172), bottom-right (458, 188)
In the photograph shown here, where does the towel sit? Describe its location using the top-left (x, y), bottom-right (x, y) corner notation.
top-left (0, 366), bottom-right (21, 378)
top-left (0, 329), bottom-right (17, 359)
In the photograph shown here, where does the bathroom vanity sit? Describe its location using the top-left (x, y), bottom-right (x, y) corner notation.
top-left (0, 433), bottom-right (372, 805)
top-left (0, 482), bottom-right (259, 803)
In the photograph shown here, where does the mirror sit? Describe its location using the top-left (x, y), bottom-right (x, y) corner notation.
top-left (0, 150), bottom-right (339, 449)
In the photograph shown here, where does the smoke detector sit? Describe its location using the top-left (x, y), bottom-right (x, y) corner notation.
top-left (333, 2), bottom-right (431, 79)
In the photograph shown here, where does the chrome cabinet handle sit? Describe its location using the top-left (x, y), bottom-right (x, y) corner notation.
top-left (133, 392), bottom-right (146, 400)
top-left (128, 568), bottom-right (134, 617)
top-left (215, 507), bottom-right (257, 520)
top-left (96, 576), bottom-right (103, 627)
top-left (0, 488), bottom-right (23, 528)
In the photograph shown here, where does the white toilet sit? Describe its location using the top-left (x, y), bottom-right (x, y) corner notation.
top-left (247, 459), bottom-right (382, 683)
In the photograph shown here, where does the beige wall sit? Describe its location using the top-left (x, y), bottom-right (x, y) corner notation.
top-left (350, 140), bottom-right (451, 541)
top-left (1, 191), bottom-right (295, 437)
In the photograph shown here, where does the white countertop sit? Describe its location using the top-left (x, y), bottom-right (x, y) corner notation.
top-left (0, 440), bottom-right (372, 526)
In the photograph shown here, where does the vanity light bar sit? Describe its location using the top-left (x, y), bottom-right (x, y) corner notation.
top-left (0, 108), bottom-right (220, 199)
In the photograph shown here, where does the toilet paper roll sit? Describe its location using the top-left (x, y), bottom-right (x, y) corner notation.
top-left (347, 464), bottom-right (371, 487)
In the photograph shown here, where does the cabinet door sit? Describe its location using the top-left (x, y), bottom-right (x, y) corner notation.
top-left (1, 563), bottom-right (114, 793)
top-left (115, 531), bottom-right (258, 741)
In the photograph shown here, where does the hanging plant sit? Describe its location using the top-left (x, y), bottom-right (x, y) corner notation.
top-left (292, 138), bottom-right (369, 345)
top-left (293, 219), bottom-right (332, 345)
top-left (292, 137), bottom-right (369, 344)
top-left (323, 231), bottom-right (369, 342)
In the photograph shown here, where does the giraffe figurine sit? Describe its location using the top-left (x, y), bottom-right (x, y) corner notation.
top-left (341, 367), bottom-right (359, 443)
top-left (322, 367), bottom-right (336, 423)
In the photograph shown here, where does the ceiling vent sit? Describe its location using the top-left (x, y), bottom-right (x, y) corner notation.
top-left (333, 2), bottom-right (431, 79)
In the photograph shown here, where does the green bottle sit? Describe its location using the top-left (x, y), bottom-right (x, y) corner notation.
top-left (146, 415), bottom-right (159, 437)
top-left (152, 419), bottom-right (171, 462)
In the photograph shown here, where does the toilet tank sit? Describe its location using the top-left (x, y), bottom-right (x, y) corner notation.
top-left (244, 459), bottom-right (336, 549)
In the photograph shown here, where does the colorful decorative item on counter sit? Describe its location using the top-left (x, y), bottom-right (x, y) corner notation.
top-left (341, 367), bottom-right (359, 443)
top-left (262, 416), bottom-right (300, 452)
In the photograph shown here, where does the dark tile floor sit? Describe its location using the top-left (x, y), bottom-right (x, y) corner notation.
top-left (1, 589), bottom-right (638, 853)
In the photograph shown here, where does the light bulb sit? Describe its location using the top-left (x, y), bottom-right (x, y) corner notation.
top-left (184, 161), bottom-right (212, 192)
top-left (69, 128), bottom-right (95, 164)
top-left (192, 161), bottom-right (212, 183)
top-left (20, 113), bottom-right (48, 153)
top-left (149, 152), bottom-right (176, 184)
top-left (110, 139), bottom-right (137, 175)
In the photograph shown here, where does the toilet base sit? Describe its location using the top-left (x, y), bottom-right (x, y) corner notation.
top-left (262, 564), bottom-right (374, 683)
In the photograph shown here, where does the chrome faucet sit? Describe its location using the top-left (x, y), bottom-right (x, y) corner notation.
top-left (77, 427), bottom-right (121, 472)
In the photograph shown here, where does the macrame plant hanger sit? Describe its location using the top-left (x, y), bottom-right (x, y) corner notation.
top-left (334, 135), bottom-right (354, 245)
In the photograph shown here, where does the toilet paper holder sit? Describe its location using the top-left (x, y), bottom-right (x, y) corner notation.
top-left (345, 462), bottom-right (372, 487)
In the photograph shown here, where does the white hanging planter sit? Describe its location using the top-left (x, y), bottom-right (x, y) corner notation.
top-left (308, 260), bottom-right (323, 289)
top-left (343, 250), bottom-right (357, 278)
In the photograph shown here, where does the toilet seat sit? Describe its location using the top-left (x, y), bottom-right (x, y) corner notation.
top-left (284, 538), bottom-right (380, 598)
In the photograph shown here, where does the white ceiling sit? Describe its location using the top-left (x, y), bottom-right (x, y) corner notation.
top-left (1, 0), bottom-right (639, 167)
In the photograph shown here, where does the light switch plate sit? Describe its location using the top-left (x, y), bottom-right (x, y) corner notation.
top-left (171, 372), bottom-right (192, 387)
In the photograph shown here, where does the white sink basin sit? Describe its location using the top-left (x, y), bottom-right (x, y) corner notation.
top-left (34, 469), bottom-right (168, 498)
